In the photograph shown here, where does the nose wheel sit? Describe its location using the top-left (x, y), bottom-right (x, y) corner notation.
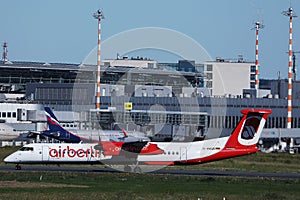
top-left (15, 164), bottom-right (21, 170)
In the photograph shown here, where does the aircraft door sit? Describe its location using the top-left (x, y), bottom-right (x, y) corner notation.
top-left (86, 147), bottom-right (91, 162)
top-left (87, 146), bottom-right (96, 162)
top-left (42, 146), bottom-right (49, 161)
top-left (180, 147), bottom-right (187, 162)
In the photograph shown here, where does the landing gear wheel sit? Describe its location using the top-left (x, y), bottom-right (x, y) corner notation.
top-left (15, 164), bottom-right (21, 170)
top-left (133, 166), bottom-right (142, 174)
top-left (124, 165), bottom-right (132, 173)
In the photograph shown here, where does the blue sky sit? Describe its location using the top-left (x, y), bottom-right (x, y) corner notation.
top-left (0, 0), bottom-right (300, 79)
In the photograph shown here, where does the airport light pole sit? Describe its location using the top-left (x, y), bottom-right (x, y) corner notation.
top-left (93, 9), bottom-right (104, 111)
top-left (282, 7), bottom-right (297, 129)
top-left (253, 21), bottom-right (264, 90)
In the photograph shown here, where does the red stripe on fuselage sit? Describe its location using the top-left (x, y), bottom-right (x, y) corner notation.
top-left (144, 161), bottom-right (174, 166)
top-left (182, 147), bottom-right (258, 164)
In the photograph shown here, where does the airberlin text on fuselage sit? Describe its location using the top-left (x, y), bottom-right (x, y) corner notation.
top-left (49, 146), bottom-right (101, 158)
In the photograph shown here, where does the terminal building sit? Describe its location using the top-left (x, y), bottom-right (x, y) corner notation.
top-left (1, 58), bottom-right (300, 152)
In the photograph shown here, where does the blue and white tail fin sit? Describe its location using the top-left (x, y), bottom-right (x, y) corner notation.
top-left (44, 107), bottom-right (81, 143)
top-left (44, 107), bottom-right (61, 132)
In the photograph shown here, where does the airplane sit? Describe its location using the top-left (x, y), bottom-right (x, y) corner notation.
top-left (27, 107), bottom-right (149, 143)
top-left (0, 123), bottom-right (20, 141)
top-left (4, 108), bottom-right (271, 173)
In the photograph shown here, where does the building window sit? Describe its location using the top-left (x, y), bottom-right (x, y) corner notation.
top-left (148, 63), bottom-right (154, 69)
top-left (250, 82), bottom-right (255, 89)
top-left (251, 65), bottom-right (256, 72)
top-left (206, 65), bottom-right (213, 71)
top-left (206, 81), bottom-right (212, 88)
top-left (206, 73), bottom-right (213, 80)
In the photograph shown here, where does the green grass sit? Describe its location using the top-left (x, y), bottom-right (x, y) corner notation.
top-left (1, 147), bottom-right (300, 199)
top-left (193, 152), bottom-right (300, 173)
top-left (165, 152), bottom-right (300, 174)
top-left (0, 171), bottom-right (300, 200)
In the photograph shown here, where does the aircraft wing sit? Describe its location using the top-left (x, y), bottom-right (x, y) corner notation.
top-left (101, 141), bottom-right (164, 157)
top-left (121, 141), bottom-right (149, 154)
top-left (26, 129), bottom-right (81, 143)
top-left (25, 131), bottom-right (46, 140)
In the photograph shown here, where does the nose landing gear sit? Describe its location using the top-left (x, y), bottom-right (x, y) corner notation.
top-left (15, 164), bottom-right (21, 170)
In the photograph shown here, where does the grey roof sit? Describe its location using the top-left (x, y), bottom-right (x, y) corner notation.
top-left (0, 61), bottom-right (80, 71)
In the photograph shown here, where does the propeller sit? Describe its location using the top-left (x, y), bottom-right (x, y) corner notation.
top-left (94, 131), bottom-right (103, 152)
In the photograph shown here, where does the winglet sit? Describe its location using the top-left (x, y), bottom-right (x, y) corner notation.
top-left (122, 128), bottom-right (128, 138)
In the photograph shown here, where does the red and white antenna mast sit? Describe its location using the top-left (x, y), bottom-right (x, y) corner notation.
top-left (93, 9), bottom-right (104, 110)
top-left (282, 7), bottom-right (297, 129)
top-left (2, 42), bottom-right (8, 61)
top-left (253, 21), bottom-right (264, 90)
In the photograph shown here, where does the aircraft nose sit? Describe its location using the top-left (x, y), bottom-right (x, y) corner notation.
top-left (4, 154), bottom-right (16, 163)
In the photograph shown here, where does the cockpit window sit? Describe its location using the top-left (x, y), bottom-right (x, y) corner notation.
top-left (19, 147), bottom-right (34, 151)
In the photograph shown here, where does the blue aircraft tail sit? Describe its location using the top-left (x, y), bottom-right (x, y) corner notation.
top-left (43, 107), bottom-right (81, 143)
top-left (44, 107), bottom-right (61, 132)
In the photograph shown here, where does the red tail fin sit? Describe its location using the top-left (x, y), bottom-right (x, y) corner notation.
top-left (225, 109), bottom-right (272, 149)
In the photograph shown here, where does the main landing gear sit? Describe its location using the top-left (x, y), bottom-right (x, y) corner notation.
top-left (123, 162), bottom-right (142, 173)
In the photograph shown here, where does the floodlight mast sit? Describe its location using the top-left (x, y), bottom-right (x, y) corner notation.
top-left (253, 21), bottom-right (264, 90)
top-left (282, 7), bottom-right (297, 129)
top-left (93, 9), bottom-right (104, 111)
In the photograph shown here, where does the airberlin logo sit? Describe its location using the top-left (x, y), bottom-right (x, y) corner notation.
top-left (241, 116), bottom-right (261, 140)
top-left (49, 146), bottom-right (101, 158)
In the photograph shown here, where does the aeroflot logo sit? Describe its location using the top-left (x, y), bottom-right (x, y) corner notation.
top-left (49, 146), bottom-right (100, 158)
top-left (46, 116), bottom-right (59, 125)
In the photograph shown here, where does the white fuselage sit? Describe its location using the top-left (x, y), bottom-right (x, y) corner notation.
top-left (138, 137), bottom-right (229, 164)
top-left (4, 143), bottom-right (111, 164)
top-left (0, 123), bottom-right (20, 141)
top-left (4, 137), bottom-right (230, 165)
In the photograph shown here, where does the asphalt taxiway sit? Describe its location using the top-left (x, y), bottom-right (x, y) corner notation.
top-left (0, 165), bottom-right (300, 179)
